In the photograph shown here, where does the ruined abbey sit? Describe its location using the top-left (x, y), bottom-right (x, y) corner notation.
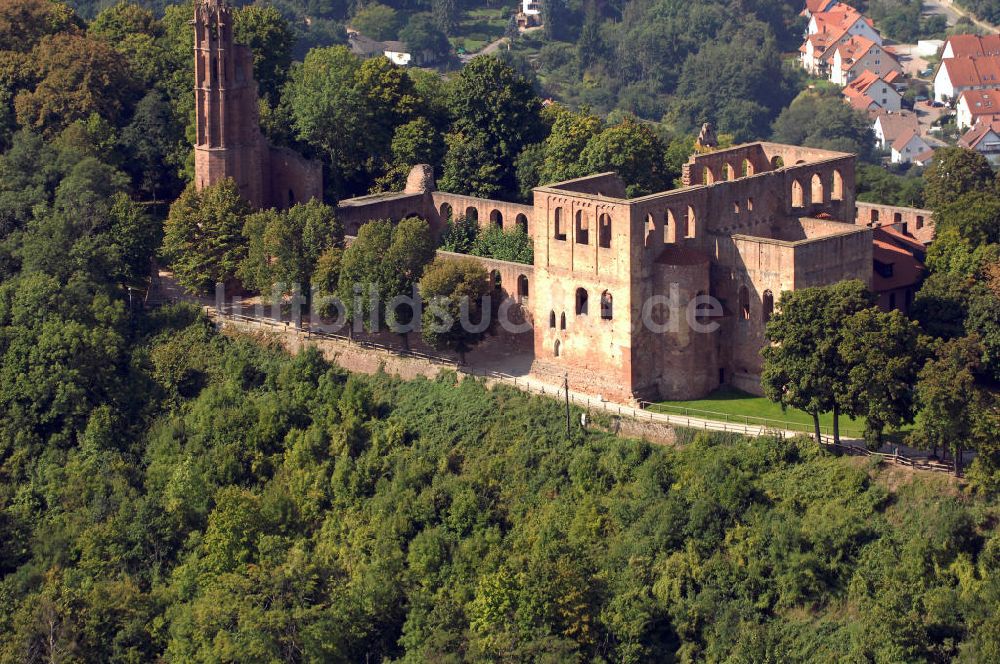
top-left (193, 0), bottom-right (933, 403)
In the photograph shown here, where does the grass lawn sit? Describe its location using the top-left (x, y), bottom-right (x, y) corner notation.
top-left (450, 7), bottom-right (510, 52)
top-left (649, 386), bottom-right (867, 437)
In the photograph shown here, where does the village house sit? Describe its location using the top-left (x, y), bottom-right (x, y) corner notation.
top-left (956, 88), bottom-right (1000, 129)
top-left (807, 3), bottom-right (881, 45)
top-left (959, 118), bottom-right (1000, 164)
top-left (801, 0), bottom-right (838, 19)
top-left (830, 36), bottom-right (901, 86)
top-left (890, 130), bottom-right (934, 165)
top-left (800, 2), bottom-right (883, 78)
top-left (843, 69), bottom-right (903, 112)
top-left (348, 29), bottom-right (416, 66)
top-left (516, 0), bottom-right (542, 29)
top-left (941, 33), bottom-right (1000, 59)
top-left (871, 109), bottom-right (919, 149)
top-left (934, 55), bottom-right (1000, 103)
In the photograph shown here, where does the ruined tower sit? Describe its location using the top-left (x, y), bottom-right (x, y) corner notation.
top-left (193, 0), bottom-right (268, 207)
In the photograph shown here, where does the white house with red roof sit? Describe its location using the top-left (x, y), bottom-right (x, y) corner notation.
top-left (959, 119), bottom-right (1000, 164)
top-left (934, 55), bottom-right (1000, 102)
top-left (843, 69), bottom-right (903, 111)
top-left (942, 34), bottom-right (1000, 59)
top-left (807, 3), bottom-right (881, 45)
top-left (956, 89), bottom-right (1000, 129)
top-left (890, 130), bottom-right (933, 165)
top-left (830, 36), bottom-right (901, 86)
top-left (801, 0), bottom-right (838, 19)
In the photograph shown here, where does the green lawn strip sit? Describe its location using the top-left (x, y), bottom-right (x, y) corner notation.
top-left (649, 386), bottom-right (867, 437)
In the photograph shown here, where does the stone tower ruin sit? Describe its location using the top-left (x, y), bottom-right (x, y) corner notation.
top-left (193, 0), bottom-right (321, 209)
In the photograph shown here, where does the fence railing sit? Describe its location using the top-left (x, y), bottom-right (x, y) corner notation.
top-left (205, 306), bottom-right (956, 474)
top-left (638, 400), bottom-right (866, 440)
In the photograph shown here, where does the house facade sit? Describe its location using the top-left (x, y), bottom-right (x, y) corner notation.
top-left (844, 69), bottom-right (902, 112)
top-left (831, 37), bottom-right (901, 86)
top-left (959, 119), bottom-right (1000, 164)
top-left (956, 89), bottom-right (1000, 129)
top-left (934, 55), bottom-right (1000, 102)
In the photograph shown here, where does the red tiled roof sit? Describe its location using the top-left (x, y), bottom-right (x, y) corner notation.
top-left (837, 36), bottom-right (881, 70)
top-left (959, 118), bottom-right (1000, 149)
top-left (873, 109), bottom-right (919, 145)
top-left (805, 0), bottom-right (834, 14)
top-left (959, 88), bottom-right (1000, 116)
top-left (940, 55), bottom-right (1000, 88)
top-left (891, 129), bottom-right (922, 152)
top-left (883, 69), bottom-right (902, 84)
top-left (945, 34), bottom-right (1000, 58)
top-left (872, 227), bottom-right (925, 292)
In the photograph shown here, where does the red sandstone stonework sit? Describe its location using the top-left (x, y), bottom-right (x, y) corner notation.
top-left (193, 0), bottom-right (321, 209)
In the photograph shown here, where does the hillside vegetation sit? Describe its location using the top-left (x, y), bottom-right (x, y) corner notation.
top-left (0, 309), bottom-right (998, 661)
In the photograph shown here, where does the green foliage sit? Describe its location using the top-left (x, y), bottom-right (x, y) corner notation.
top-left (399, 12), bottom-right (450, 63)
top-left (351, 2), bottom-right (401, 41)
top-left (471, 223), bottom-right (534, 265)
top-left (238, 199), bottom-right (343, 296)
top-left (161, 179), bottom-right (251, 294)
top-left (923, 146), bottom-right (996, 211)
top-left (437, 214), bottom-right (478, 254)
top-left (771, 90), bottom-right (875, 161)
top-left (761, 280), bottom-right (876, 442)
top-left (419, 256), bottom-right (490, 362)
top-left (856, 163), bottom-right (925, 207)
top-left (233, 3), bottom-right (295, 105)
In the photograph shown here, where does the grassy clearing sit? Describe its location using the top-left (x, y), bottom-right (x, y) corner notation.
top-left (450, 7), bottom-right (510, 52)
top-left (649, 386), bottom-right (867, 437)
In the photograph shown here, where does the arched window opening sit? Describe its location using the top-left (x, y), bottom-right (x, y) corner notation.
top-left (600, 291), bottom-right (613, 320)
top-left (466, 207), bottom-right (478, 222)
top-left (440, 202), bottom-right (453, 221)
top-left (549, 310), bottom-right (556, 328)
top-left (686, 206), bottom-right (697, 238)
top-left (916, 215), bottom-right (924, 229)
top-left (893, 212), bottom-right (903, 224)
top-left (665, 209), bottom-right (676, 243)
top-left (723, 163), bottom-right (735, 181)
top-left (771, 156), bottom-right (784, 169)
top-left (747, 197), bottom-right (754, 211)
top-left (575, 209), bottom-right (589, 244)
top-left (811, 173), bottom-right (824, 204)
top-left (575, 288), bottom-right (588, 315)
top-left (870, 209), bottom-right (879, 224)
top-left (491, 270), bottom-right (502, 293)
top-left (791, 180), bottom-right (805, 208)
top-left (560, 312), bottom-right (566, 330)
top-left (703, 166), bottom-right (714, 184)
top-left (554, 339), bottom-right (561, 357)
top-left (516, 213), bottom-right (528, 233)
top-left (645, 213), bottom-right (657, 247)
top-left (554, 207), bottom-right (566, 240)
top-left (762, 290), bottom-right (774, 323)
top-left (742, 159), bottom-right (754, 177)
top-left (733, 201), bottom-right (740, 214)
top-left (490, 209), bottom-right (503, 228)
top-left (598, 213), bottom-right (612, 248)
top-left (739, 285), bottom-right (750, 320)
top-left (832, 169), bottom-right (844, 200)
top-left (517, 274), bottom-right (529, 302)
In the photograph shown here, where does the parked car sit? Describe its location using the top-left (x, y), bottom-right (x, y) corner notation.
top-left (931, 100), bottom-right (945, 108)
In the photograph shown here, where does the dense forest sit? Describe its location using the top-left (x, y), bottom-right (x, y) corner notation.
top-left (0, 299), bottom-right (999, 662)
top-left (0, 0), bottom-right (998, 660)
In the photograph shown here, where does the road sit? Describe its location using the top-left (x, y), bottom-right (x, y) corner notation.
top-left (922, 0), bottom-right (997, 31)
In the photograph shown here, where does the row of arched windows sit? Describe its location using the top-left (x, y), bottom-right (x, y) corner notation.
top-left (553, 208), bottom-right (612, 248)
top-left (438, 202), bottom-right (529, 232)
top-left (643, 207), bottom-right (697, 247)
top-left (737, 286), bottom-right (774, 323)
top-left (790, 171), bottom-right (845, 208)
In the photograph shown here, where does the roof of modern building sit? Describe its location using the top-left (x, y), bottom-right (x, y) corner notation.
top-left (959, 118), bottom-right (1000, 149)
top-left (944, 33), bottom-right (1000, 58)
top-left (940, 55), bottom-right (1000, 87)
top-left (873, 109), bottom-right (919, 143)
top-left (958, 88), bottom-right (1000, 115)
